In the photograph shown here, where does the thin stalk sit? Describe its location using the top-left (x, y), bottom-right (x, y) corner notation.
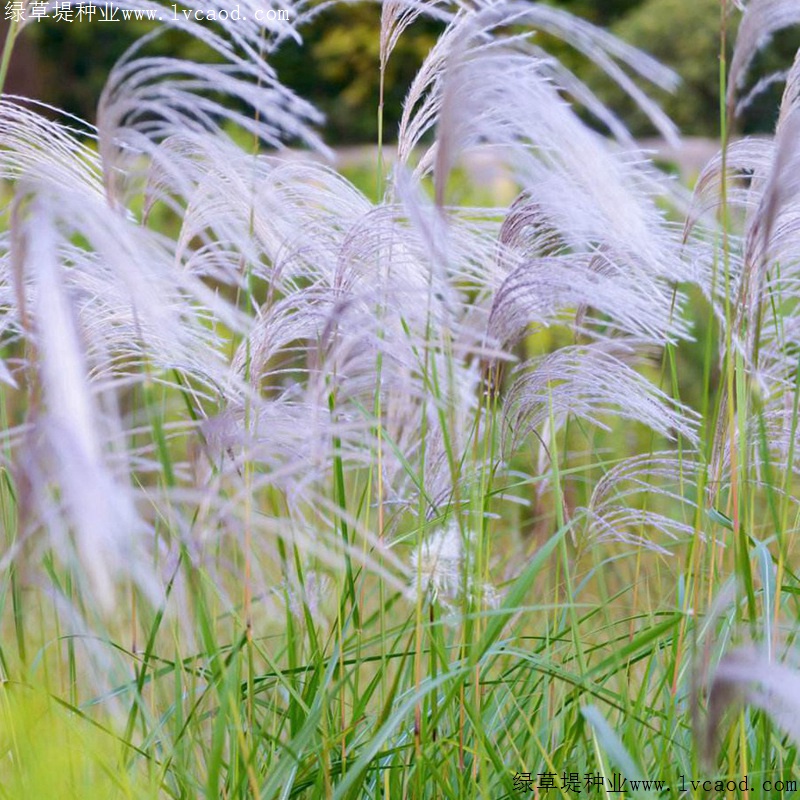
top-left (0, 16), bottom-right (20, 98)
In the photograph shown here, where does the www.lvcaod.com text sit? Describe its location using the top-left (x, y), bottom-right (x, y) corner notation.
top-left (4, 3), bottom-right (290, 23)
top-left (512, 772), bottom-right (798, 794)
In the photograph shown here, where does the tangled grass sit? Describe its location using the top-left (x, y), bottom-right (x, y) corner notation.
top-left (2, 0), bottom-right (800, 796)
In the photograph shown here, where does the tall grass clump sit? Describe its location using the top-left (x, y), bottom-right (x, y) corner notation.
top-left (2, 0), bottom-right (800, 796)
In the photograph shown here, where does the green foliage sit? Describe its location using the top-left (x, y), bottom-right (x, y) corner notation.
top-left (31, 0), bottom-right (797, 142)
top-left (606, 0), bottom-right (800, 137)
top-left (598, 0), bottom-right (728, 137)
top-left (27, 17), bottom-right (217, 124)
top-left (5, 1), bottom-right (800, 798)
top-left (270, 3), bottom-right (441, 143)
top-left (0, 684), bottom-right (154, 799)
top-left (23, 3), bottom-right (440, 143)
top-left (27, 19), bottom-right (145, 121)
top-left (544, 0), bottom-right (643, 27)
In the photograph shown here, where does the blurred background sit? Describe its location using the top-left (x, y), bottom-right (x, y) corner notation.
top-left (3, 0), bottom-right (800, 143)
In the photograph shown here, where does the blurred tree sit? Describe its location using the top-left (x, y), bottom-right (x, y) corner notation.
top-left (270, 3), bottom-right (441, 143)
top-left (545, 0), bottom-right (643, 26)
top-left (606, 0), bottom-right (800, 137)
top-left (30, 19), bottom-right (140, 121)
top-left (16, 0), bottom-right (800, 143)
top-left (28, 17), bottom-right (215, 124)
top-left (603, 0), bottom-right (727, 137)
top-left (21, 3), bottom-right (439, 144)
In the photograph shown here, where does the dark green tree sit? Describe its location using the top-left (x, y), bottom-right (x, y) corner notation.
top-left (546, 0), bottom-right (643, 26)
top-left (607, 0), bottom-right (800, 137)
top-left (271, 3), bottom-right (441, 143)
top-left (20, 0), bottom-right (800, 143)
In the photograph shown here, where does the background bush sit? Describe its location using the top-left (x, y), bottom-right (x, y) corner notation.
top-left (13, 0), bottom-right (799, 141)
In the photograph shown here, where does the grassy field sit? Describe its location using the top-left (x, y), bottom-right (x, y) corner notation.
top-left (2, 1), bottom-right (800, 798)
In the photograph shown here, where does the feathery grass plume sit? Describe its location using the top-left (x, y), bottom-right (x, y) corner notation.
top-left (701, 648), bottom-right (800, 766)
top-left (581, 452), bottom-right (701, 553)
top-left (739, 54), bottom-right (800, 347)
top-left (187, 122), bottom-right (508, 519)
top-left (97, 1), bottom-right (328, 199)
top-left (389, 0), bottom-right (700, 533)
top-left (406, 521), bottom-right (463, 605)
top-left (0, 5), bottom-right (337, 616)
top-left (685, 137), bottom-right (774, 236)
top-left (735, 57), bottom-right (800, 481)
top-left (281, 562), bottom-right (332, 623)
top-left (0, 0), bottom-right (696, 635)
top-left (12, 196), bottom-right (152, 612)
top-left (488, 253), bottom-right (689, 347)
top-left (403, 21), bottom-right (687, 287)
top-left (0, 105), bottom-right (249, 387)
top-left (3, 0), bottom-right (789, 794)
top-left (727, 0), bottom-right (800, 115)
top-left (503, 346), bottom-right (697, 455)
top-left (694, 16), bottom-right (800, 484)
top-left (0, 357), bottom-right (13, 387)
top-left (381, 0), bottom-right (449, 71)
top-left (405, 521), bottom-right (499, 609)
top-left (397, 1), bottom-right (680, 176)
